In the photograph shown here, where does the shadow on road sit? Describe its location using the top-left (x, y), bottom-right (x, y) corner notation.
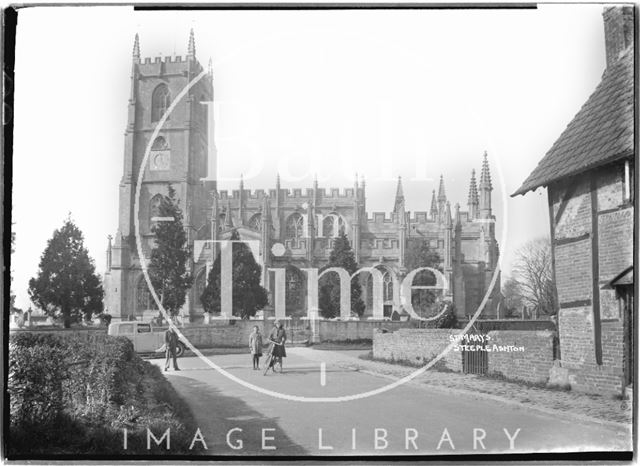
top-left (167, 375), bottom-right (308, 456)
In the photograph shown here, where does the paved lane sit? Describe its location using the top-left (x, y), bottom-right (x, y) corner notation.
top-left (149, 349), bottom-right (631, 456)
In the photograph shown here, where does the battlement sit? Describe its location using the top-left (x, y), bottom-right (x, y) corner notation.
top-left (216, 186), bottom-right (359, 200)
top-left (367, 212), bottom-right (396, 223)
top-left (143, 55), bottom-right (187, 65)
top-left (410, 211), bottom-right (432, 223)
top-left (137, 56), bottom-right (205, 77)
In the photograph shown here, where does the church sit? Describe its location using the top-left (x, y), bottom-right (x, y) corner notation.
top-left (103, 31), bottom-right (501, 322)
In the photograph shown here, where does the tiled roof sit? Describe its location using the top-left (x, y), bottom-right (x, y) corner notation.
top-left (513, 49), bottom-right (634, 196)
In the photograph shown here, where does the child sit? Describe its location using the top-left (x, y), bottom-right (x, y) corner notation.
top-left (249, 325), bottom-right (263, 370)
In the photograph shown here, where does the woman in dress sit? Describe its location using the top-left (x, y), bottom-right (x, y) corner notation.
top-left (267, 320), bottom-right (287, 372)
top-left (249, 325), bottom-right (263, 370)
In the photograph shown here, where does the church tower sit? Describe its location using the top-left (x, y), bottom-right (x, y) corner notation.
top-left (104, 31), bottom-right (215, 319)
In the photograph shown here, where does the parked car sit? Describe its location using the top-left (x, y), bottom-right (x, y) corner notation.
top-left (107, 321), bottom-right (186, 357)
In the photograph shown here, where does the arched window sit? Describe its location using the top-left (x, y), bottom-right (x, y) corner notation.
top-left (151, 84), bottom-right (171, 122)
top-left (322, 213), bottom-right (346, 238)
top-left (285, 213), bottom-right (304, 240)
top-left (383, 271), bottom-right (393, 302)
top-left (248, 213), bottom-right (262, 232)
top-left (151, 136), bottom-right (169, 150)
top-left (322, 216), bottom-right (335, 237)
top-left (285, 266), bottom-right (306, 315)
top-left (136, 277), bottom-right (158, 312)
top-left (149, 194), bottom-right (163, 227)
top-left (195, 268), bottom-right (207, 306)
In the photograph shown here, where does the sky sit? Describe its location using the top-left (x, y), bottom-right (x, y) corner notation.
top-left (11, 4), bottom-right (609, 310)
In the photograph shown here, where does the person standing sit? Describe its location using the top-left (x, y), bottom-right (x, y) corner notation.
top-left (165, 326), bottom-right (180, 371)
top-left (267, 320), bottom-right (287, 372)
top-left (249, 325), bottom-right (263, 370)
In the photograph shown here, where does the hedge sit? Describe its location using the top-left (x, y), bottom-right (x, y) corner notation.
top-left (8, 332), bottom-right (196, 456)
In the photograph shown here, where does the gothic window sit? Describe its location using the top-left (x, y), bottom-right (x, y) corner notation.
top-left (285, 213), bottom-right (304, 240)
top-left (248, 214), bottom-right (262, 232)
top-left (151, 136), bottom-right (169, 150)
top-left (151, 84), bottom-right (171, 122)
top-left (322, 213), bottom-right (345, 238)
top-left (285, 266), bottom-right (306, 315)
top-left (322, 216), bottom-right (335, 237)
top-left (149, 194), bottom-right (163, 227)
top-left (195, 269), bottom-right (207, 306)
top-left (136, 278), bottom-right (158, 312)
top-left (383, 271), bottom-right (393, 302)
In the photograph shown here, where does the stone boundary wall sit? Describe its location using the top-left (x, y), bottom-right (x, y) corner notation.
top-left (486, 330), bottom-right (556, 384)
top-left (318, 320), bottom-right (417, 342)
top-left (373, 328), bottom-right (557, 382)
top-left (11, 319), bottom-right (418, 348)
top-left (373, 328), bottom-right (462, 372)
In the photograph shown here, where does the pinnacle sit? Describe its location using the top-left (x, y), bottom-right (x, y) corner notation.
top-left (430, 190), bottom-right (438, 215)
top-left (480, 151), bottom-right (492, 189)
top-left (188, 28), bottom-right (196, 57)
top-left (437, 175), bottom-right (447, 202)
top-left (132, 33), bottom-right (140, 59)
top-left (395, 176), bottom-right (404, 200)
top-left (468, 169), bottom-right (479, 205)
top-left (394, 176), bottom-right (405, 213)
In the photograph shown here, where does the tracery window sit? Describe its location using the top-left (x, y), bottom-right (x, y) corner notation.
top-left (285, 213), bottom-right (304, 240)
top-left (248, 214), bottom-right (262, 232)
top-left (149, 194), bottom-right (163, 227)
top-left (151, 84), bottom-right (171, 122)
top-left (383, 271), bottom-right (393, 302)
top-left (151, 136), bottom-right (169, 150)
top-left (136, 278), bottom-right (158, 311)
top-left (322, 214), bottom-right (345, 237)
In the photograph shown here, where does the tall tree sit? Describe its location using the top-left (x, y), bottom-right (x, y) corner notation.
top-left (147, 185), bottom-right (193, 318)
top-left (510, 237), bottom-right (557, 316)
top-left (200, 230), bottom-right (268, 319)
top-left (501, 277), bottom-right (524, 318)
top-left (319, 231), bottom-right (365, 318)
top-left (405, 240), bottom-right (442, 318)
top-left (28, 218), bottom-right (103, 328)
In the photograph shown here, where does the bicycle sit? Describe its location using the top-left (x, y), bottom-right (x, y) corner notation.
top-left (263, 340), bottom-right (284, 375)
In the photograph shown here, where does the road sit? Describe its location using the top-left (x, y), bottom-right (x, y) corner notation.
top-left (149, 348), bottom-right (631, 456)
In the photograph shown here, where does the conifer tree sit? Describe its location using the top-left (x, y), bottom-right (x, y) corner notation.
top-left (28, 217), bottom-right (103, 328)
top-left (319, 231), bottom-right (365, 318)
top-left (147, 185), bottom-right (193, 317)
top-left (200, 230), bottom-right (268, 319)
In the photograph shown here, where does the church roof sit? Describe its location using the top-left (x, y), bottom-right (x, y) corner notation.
top-left (513, 49), bottom-right (634, 196)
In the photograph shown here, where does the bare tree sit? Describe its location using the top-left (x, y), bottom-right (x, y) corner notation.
top-left (501, 277), bottom-right (524, 317)
top-left (510, 238), bottom-right (558, 316)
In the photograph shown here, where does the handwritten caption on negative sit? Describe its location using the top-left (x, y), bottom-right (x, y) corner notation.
top-left (449, 334), bottom-right (525, 352)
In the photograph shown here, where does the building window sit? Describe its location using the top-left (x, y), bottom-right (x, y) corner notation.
top-left (383, 271), bottom-right (393, 302)
top-left (195, 269), bottom-right (207, 306)
top-left (152, 136), bottom-right (169, 150)
top-left (285, 213), bottom-right (304, 240)
top-left (322, 216), bottom-right (335, 237)
top-left (248, 213), bottom-right (262, 232)
top-left (136, 278), bottom-right (158, 312)
top-left (151, 84), bottom-right (171, 122)
top-left (149, 194), bottom-right (163, 227)
top-left (285, 266), bottom-right (306, 314)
